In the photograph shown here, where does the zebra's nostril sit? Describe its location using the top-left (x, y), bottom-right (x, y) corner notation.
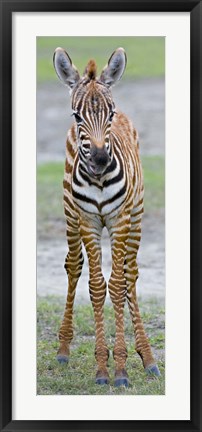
top-left (90, 146), bottom-right (109, 167)
top-left (95, 153), bottom-right (108, 167)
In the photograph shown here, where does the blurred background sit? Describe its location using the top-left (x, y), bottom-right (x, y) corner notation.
top-left (37, 36), bottom-right (165, 302)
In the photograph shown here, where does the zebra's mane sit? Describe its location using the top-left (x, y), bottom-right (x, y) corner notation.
top-left (84, 59), bottom-right (97, 80)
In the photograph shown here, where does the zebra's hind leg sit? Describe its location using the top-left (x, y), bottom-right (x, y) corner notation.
top-left (125, 254), bottom-right (160, 376)
top-left (57, 236), bottom-right (84, 364)
top-left (80, 218), bottom-right (109, 385)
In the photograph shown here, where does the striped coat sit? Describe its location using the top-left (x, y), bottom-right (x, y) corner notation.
top-left (53, 47), bottom-right (160, 387)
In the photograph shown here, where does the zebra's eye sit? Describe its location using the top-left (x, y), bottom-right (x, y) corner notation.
top-left (73, 112), bottom-right (83, 124)
top-left (109, 111), bottom-right (115, 122)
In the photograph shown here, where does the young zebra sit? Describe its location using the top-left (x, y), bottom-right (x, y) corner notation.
top-left (53, 47), bottom-right (160, 387)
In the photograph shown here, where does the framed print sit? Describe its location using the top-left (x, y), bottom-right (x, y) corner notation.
top-left (0, 0), bottom-right (201, 431)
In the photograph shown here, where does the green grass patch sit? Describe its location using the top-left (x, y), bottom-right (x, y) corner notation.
top-left (143, 156), bottom-right (165, 211)
top-left (37, 36), bottom-right (165, 82)
top-left (37, 156), bottom-right (164, 237)
top-left (37, 295), bottom-right (165, 395)
top-left (37, 162), bottom-right (64, 238)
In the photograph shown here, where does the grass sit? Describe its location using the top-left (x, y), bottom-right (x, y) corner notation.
top-left (37, 156), bottom-right (164, 238)
top-left (37, 295), bottom-right (165, 395)
top-left (143, 156), bottom-right (165, 211)
top-left (37, 36), bottom-right (165, 83)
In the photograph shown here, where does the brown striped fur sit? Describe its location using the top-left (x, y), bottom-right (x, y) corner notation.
top-left (53, 47), bottom-right (159, 385)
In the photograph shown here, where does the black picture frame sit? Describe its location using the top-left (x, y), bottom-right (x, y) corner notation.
top-left (0, 0), bottom-right (201, 431)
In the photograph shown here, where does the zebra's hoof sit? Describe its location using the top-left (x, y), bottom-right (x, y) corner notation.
top-left (145, 364), bottom-right (161, 376)
top-left (96, 377), bottom-right (109, 385)
top-left (57, 354), bottom-right (69, 364)
top-left (114, 377), bottom-right (129, 388)
top-left (95, 370), bottom-right (109, 385)
top-left (114, 369), bottom-right (129, 387)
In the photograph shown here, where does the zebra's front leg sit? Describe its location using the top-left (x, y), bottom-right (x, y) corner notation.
top-left (108, 219), bottom-right (130, 387)
top-left (80, 220), bottom-right (109, 385)
top-left (57, 235), bottom-right (84, 364)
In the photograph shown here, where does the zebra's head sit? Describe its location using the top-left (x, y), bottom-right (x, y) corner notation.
top-left (53, 47), bottom-right (127, 177)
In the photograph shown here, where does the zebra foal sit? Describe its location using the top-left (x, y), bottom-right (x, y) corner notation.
top-left (53, 47), bottom-right (160, 387)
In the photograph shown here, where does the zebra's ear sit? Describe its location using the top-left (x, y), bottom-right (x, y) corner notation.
top-left (99, 47), bottom-right (127, 87)
top-left (53, 48), bottom-right (80, 90)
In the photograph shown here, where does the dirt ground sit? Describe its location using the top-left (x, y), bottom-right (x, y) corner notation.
top-left (37, 212), bottom-right (165, 304)
top-left (37, 78), bottom-right (165, 304)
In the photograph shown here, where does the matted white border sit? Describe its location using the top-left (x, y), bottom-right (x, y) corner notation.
top-left (12, 12), bottom-right (190, 421)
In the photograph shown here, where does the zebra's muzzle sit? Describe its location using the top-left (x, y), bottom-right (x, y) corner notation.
top-left (87, 145), bottom-right (110, 177)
